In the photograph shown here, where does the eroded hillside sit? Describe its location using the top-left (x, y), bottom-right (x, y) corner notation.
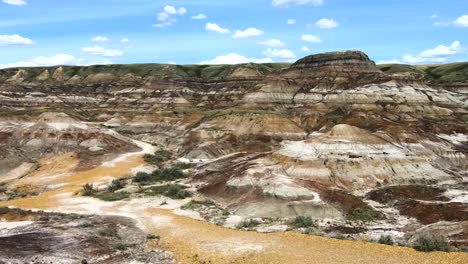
top-left (0, 51), bottom-right (467, 263)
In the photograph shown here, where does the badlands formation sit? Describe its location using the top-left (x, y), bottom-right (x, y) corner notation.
top-left (0, 50), bottom-right (467, 263)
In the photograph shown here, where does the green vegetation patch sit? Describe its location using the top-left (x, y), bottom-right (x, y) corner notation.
top-left (348, 208), bottom-right (380, 222)
top-left (143, 150), bottom-right (172, 165)
top-left (140, 184), bottom-right (192, 199)
top-left (134, 167), bottom-right (186, 184)
top-left (288, 216), bottom-right (317, 229)
top-left (413, 235), bottom-right (450, 252)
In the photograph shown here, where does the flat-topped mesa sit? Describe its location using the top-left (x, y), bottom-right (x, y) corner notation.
top-left (282, 50), bottom-right (390, 86)
top-left (292, 50), bottom-right (378, 70)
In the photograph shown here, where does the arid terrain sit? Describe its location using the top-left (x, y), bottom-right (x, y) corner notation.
top-left (0, 50), bottom-right (467, 263)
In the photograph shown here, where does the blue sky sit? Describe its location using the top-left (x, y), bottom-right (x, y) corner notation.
top-left (0, 0), bottom-right (467, 68)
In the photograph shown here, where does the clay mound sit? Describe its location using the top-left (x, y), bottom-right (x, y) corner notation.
top-left (37, 112), bottom-right (77, 123)
top-left (319, 124), bottom-right (387, 144)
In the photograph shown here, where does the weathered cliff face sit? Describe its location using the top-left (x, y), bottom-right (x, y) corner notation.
top-left (0, 51), bottom-right (467, 246)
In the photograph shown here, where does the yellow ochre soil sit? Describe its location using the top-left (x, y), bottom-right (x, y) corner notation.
top-left (1, 153), bottom-right (467, 264)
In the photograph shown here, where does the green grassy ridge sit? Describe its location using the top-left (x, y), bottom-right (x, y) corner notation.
top-left (0, 62), bottom-right (291, 82)
top-left (378, 62), bottom-right (468, 83)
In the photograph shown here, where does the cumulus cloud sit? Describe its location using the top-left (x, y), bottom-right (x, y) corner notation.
top-left (430, 14), bottom-right (438, 19)
top-left (376, 59), bottom-right (401, 64)
top-left (454, 15), bottom-right (468, 27)
top-left (301, 46), bottom-right (310, 52)
top-left (263, 48), bottom-right (296, 59)
top-left (258, 39), bottom-right (285, 47)
top-left (192, 14), bottom-right (207, 20)
top-left (2, 0), bottom-right (26, 5)
top-left (0, 34), bottom-right (34, 45)
top-left (232, 27), bottom-right (264, 39)
top-left (316, 18), bottom-right (339, 29)
top-left (200, 53), bottom-right (273, 65)
top-left (153, 5), bottom-right (186, 28)
top-left (92, 36), bottom-right (110, 42)
top-left (120, 38), bottom-right (130, 43)
top-left (287, 19), bottom-right (296, 25)
top-left (272, 0), bottom-right (323, 7)
top-left (206, 22), bottom-right (230, 34)
top-left (81, 45), bottom-right (123, 57)
top-left (301, 34), bottom-right (322, 43)
top-left (0, 54), bottom-right (83, 69)
top-left (403, 41), bottom-right (463, 63)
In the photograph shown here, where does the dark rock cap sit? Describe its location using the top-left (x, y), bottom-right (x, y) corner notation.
top-left (291, 50), bottom-right (379, 71)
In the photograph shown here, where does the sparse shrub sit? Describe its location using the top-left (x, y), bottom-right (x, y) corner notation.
top-left (304, 227), bottom-right (318, 235)
top-left (378, 235), bottom-right (394, 245)
top-left (348, 208), bottom-right (379, 222)
top-left (143, 150), bottom-right (172, 165)
top-left (147, 234), bottom-right (160, 240)
top-left (237, 219), bottom-right (261, 229)
top-left (152, 167), bottom-right (185, 182)
top-left (164, 185), bottom-right (192, 199)
top-left (413, 235), bottom-right (450, 252)
top-left (173, 162), bottom-right (192, 170)
top-left (181, 200), bottom-right (216, 210)
top-left (93, 191), bottom-right (129, 202)
top-left (107, 179), bottom-right (125, 192)
top-left (81, 183), bottom-right (95, 196)
top-left (289, 216), bottom-right (317, 229)
top-left (0, 207), bottom-right (10, 214)
top-left (134, 172), bottom-right (151, 183)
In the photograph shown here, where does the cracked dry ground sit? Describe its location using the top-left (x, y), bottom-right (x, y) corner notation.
top-left (1, 152), bottom-right (467, 264)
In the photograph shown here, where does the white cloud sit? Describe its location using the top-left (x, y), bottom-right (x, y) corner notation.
top-left (120, 38), bottom-right (130, 43)
top-left (272, 0), bottom-right (323, 7)
top-left (91, 36), bottom-right (110, 42)
top-left (301, 34), bottom-right (322, 43)
top-left (430, 14), bottom-right (438, 19)
top-left (154, 5), bottom-right (186, 28)
top-left (287, 19), bottom-right (296, 25)
top-left (164, 5), bottom-right (177, 14)
top-left (81, 45), bottom-right (123, 57)
top-left (192, 14), bottom-right (207, 20)
top-left (454, 15), bottom-right (468, 27)
top-left (433, 21), bottom-right (450, 27)
top-left (403, 41), bottom-right (463, 63)
top-left (376, 59), bottom-right (401, 64)
top-left (232, 27), bottom-right (264, 39)
top-left (258, 39), bottom-right (285, 47)
top-left (2, 0), bottom-right (26, 5)
top-left (206, 22), bottom-right (230, 34)
top-left (263, 48), bottom-right (296, 59)
top-left (0, 34), bottom-right (34, 45)
top-left (0, 54), bottom-right (83, 69)
top-left (200, 53), bottom-right (273, 65)
top-left (178, 7), bottom-right (187, 15)
top-left (301, 46), bottom-right (310, 52)
top-left (316, 18), bottom-right (339, 29)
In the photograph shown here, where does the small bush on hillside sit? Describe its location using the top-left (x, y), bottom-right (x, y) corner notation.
top-left (349, 208), bottom-right (379, 222)
top-left (152, 167), bottom-right (185, 182)
top-left (378, 235), bottom-right (394, 245)
top-left (173, 162), bottom-right (192, 170)
top-left (181, 200), bottom-right (216, 210)
top-left (134, 172), bottom-right (151, 183)
top-left (413, 235), bottom-right (450, 252)
top-left (143, 150), bottom-right (172, 165)
top-left (134, 167), bottom-right (186, 184)
top-left (93, 191), bottom-right (129, 202)
top-left (237, 219), bottom-right (262, 229)
top-left (0, 207), bottom-right (10, 214)
top-left (81, 183), bottom-right (95, 196)
top-left (107, 179), bottom-right (125, 192)
top-left (289, 216), bottom-right (317, 229)
top-left (164, 185), bottom-right (192, 199)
